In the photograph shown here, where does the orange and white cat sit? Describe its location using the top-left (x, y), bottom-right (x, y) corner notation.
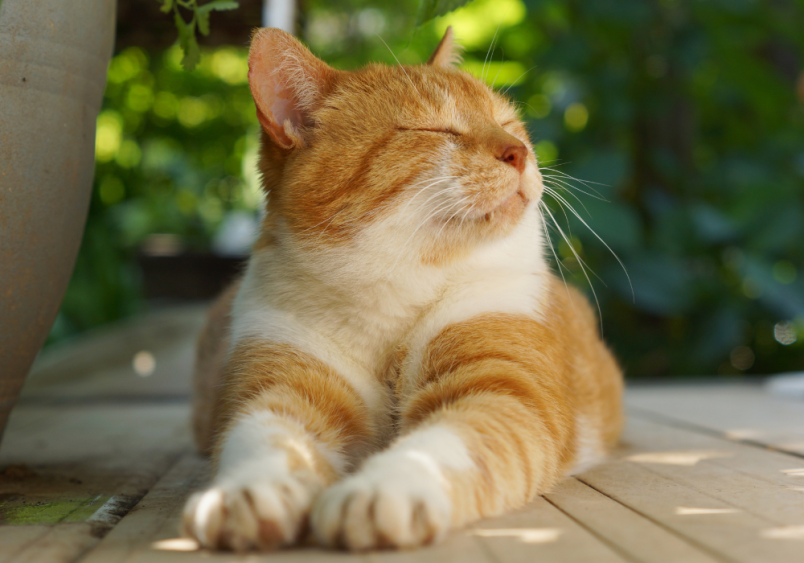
top-left (183, 27), bottom-right (623, 552)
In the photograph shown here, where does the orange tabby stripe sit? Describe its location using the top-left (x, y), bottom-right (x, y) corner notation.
top-left (398, 280), bottom-right (622, 525)
top-left (210, 340), bottom-right (376, 481)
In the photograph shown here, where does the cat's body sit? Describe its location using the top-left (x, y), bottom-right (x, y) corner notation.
top-left (183, 28), bottom-right (623, 552)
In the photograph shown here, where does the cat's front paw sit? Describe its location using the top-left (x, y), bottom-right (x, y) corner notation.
top-left (311, 456), bottom-right (452, 550)
top-left (182, 473), bottom-right (319, 552)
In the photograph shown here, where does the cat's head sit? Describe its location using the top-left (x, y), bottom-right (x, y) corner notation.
top-left (248, 28), bottom-right (543, 267)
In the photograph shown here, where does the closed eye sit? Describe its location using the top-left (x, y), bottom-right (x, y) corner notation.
top-left (396, 127), bottom-right (461, 136)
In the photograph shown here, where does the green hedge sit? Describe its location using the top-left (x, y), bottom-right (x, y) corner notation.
top-left (53, 0), bottom-right (804, 378)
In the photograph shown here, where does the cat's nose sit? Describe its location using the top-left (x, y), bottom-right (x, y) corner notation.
top-left (497, 143), bottom-right (527, 174)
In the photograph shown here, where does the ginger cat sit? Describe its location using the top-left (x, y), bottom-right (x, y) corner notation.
top-left (183, 27), bottom-right (623, 552)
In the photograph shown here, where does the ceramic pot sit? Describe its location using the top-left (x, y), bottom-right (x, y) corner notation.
top-left (0, 0), bottom-right (115, 442)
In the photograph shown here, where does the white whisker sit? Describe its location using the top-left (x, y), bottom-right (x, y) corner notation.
top-left (491, 48), bottom-right (505, 90)
top-left (545, 190), bottom-right (633, 300)
top-left (501, 65), bottom-right (538, 96)
top-left (540, 201), bottom-right (603, 331)
top-left (431, 196), bottom-right (472, 243)
top-left (398, 176), bottom-right (460, 217)
top-left (538, 207), bottom-right (573, 302)
top-left (376, 34), bottom-right (420, 97)
top-left (542, 174), bottom-right (608, 202)
top-left (391, 197), bottom-right (467, 271)
top-left (482, 25), bottom-right (501, 83)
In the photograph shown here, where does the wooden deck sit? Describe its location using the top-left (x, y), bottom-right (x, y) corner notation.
top-left (1, 305), bottom-right (803, 563)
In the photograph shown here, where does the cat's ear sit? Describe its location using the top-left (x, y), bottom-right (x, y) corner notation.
top-left (248, 28), bottom-right (336, 149)
top-left (428, 27), bottom-right (463, 67)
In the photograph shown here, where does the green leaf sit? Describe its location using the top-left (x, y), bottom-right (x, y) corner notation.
top-left (197, 0), bottom-right (239, 13)
top-left (174, 10), bottom-right (190, 49)
top-left (415, 0), bottom-right (474, 26)
top-left (196, 1), bottom-right (238, 37)
top-left (174, 12), bottom-right (200, 71)
top-left (159, 0), bottom-right (173, 14)
top-left (196, 8), bottom-right (210, 36)
top-left (182, 32), bottom-right (201, 71)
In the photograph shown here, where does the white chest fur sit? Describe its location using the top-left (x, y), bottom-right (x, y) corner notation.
top-left (229, 207), bottom-right (550, 413)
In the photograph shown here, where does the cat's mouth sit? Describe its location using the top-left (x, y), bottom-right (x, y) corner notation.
top-left (479, 187), bottom-right (529, 223)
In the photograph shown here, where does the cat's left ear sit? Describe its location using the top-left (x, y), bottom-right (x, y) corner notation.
top-left (248, 28), bottom-right (337, 149)
top-left (428, 27), bottom-right (463, 67)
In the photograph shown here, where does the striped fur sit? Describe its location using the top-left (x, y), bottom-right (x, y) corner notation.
top-left (183, 27), bottom-right (623, 552)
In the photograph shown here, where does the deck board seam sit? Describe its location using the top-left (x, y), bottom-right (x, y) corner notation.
top-left (16, 395), bottom-right (192, 407)
top-left (628, 407), bottom-right (804, 461)
top-left (542, 484), bottom-right (642, 563)
top-left (574, 476), bottom-right (735, 563)
top-left (621, 457), bottom-right (783, 527)
top-left (472, 532), bottom-right (505, 563)
top-left (69, 450), bottom-right (189, 563)
top-left (4, 528), bottom-right (51, 563)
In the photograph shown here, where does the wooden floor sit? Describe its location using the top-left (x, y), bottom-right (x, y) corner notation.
top-left (2, 305), bottom-right (803, 563)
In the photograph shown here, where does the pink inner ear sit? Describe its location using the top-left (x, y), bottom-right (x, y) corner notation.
top-left (270, 82), bottom-right (304, 129)
top-left (248, 29), bottom-right (333, 147)
top-left (251, 66), bottom-right (303, 139)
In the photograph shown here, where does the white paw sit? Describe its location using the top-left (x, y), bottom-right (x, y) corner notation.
top-left (311, 454), bottom-right (452, 550)
top-left (182, 473), bottom-right (319, 552)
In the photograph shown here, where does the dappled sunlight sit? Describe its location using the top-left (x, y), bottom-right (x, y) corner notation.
top-left (132, 350), bottom-right (156, 377)
top-left (724, 429), bottom-right (764, 440)
top-left (462, 60), bottom-right (528, 87)
top-left (435, 0), bottom-right (526, 49)
top-left (675, 507), bottom-right (739, 516)
top-left (779, 442), bottom-right (804, 452)
top-left (472, 528), bottom-right (563, 544)
top-left (151, 538), bottom-right (199, 551)
top-left (760, 526), bottom-right (804, 540)
top-left (627, 451), bottom-right (732, 466)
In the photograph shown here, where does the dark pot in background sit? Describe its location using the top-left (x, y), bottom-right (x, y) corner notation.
top-left (0, 0), bottom-right (115, 443)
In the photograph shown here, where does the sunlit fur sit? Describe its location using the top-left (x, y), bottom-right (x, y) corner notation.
top-left (183, 27), bottom-right (623, 552)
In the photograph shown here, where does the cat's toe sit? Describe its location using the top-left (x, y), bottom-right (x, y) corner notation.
top-left (182, 476), bottom-right (316, 551)
top-left (311, 470), bottom-right (451, 550)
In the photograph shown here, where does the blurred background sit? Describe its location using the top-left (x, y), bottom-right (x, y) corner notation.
top-left (49, 0), bottom-right (804, 379)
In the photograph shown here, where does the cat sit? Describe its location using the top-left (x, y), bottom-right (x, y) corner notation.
top-left (182, 26), bottom-right (623, 552)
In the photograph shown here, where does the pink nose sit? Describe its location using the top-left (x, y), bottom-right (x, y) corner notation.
top-left (497, 143), bottom-right (527, 174)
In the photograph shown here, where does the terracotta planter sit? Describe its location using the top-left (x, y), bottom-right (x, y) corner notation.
top-left (0, 0), bottom-right (115, 442)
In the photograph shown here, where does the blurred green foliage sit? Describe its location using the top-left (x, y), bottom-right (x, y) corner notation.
top-left (54, 0), bottom-right (804, 378)
top-left (159, 0), bottom-right (241, 70)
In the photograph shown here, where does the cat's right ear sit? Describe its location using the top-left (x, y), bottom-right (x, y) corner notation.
top-left (248, 28), bottom-right (336, 149)
top-left (428, 27), bottom-right (463, 67)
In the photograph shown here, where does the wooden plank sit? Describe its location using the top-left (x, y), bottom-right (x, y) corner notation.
top-left (626, 384), bottom-right (804, 456)
top-left (545, 477), bottom-right (720, 563)
top-left (0, 526), bottom-right (50, 563)
top-left (367, 532), bottom-right (491, 563)
top-left (621, 413), bottom-right (804, 525)
top-left (0, 403), bottom-right (191, 464)
top-left (576, 413), bottom-right (804, 563)
top-left (80, 453), bottom-right (627, 563)
top-left (84, 452), bottom-right (483, 563)
top-left (10, 522), bottom-right (100, 563)
top-left (80, 453), bottom-right (208, 563)
top-left (20, 305), bottom-right (206, 404)
top-left (467, 496), bottom-right (628, 563)
top-left (0, 403), bottom-right (191, 563)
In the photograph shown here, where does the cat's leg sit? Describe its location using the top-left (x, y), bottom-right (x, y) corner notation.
top-left (312, 312), bottom-right (610, 550)
top-left (183, 340), bottom-right (380, 551)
